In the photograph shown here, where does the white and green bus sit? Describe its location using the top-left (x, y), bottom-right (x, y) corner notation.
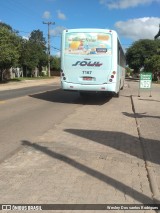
top-left (61, 29), bottom-right (125, 97)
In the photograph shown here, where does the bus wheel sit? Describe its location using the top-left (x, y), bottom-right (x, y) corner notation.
top-left (114, 91), bottom-right (120, 98)
top-left (121, 81), bottom-right (124, 90)
top-left (115, 83), bottom-right (121, 97)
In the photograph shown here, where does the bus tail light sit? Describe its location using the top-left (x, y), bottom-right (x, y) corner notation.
top-left (109, 71), bottom-right (116, 82)
top-left (61, 71), bottom-right (66, 80)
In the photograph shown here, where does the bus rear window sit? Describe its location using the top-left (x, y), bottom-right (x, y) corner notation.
top-left (65, 32), bottom-right (112, 55)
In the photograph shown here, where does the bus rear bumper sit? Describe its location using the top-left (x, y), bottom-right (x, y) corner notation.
top-left (61, 81), bottom-right (117, 93)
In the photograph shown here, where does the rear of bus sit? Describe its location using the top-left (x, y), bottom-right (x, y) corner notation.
top-left (61, 29), bottom-right (120, 95)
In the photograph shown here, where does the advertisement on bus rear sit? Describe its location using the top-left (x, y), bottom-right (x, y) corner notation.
top-left (65, 32), bottom-right (112, 55)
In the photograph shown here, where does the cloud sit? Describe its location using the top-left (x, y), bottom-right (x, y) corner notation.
top-left (55, 51), bottom-right (61, 57)
top-left (99, 0), bottom-right (160, 9)
top-left (50, 26), bottom-right (66, 36)
top-left (22, 36), bottom-right (29, 40)
top-left (115, 17), bottom-right (160, 40)
top-left (57, 10), bottom-right (66, 20)
top-left (42, 11), bottom-right (52, 19)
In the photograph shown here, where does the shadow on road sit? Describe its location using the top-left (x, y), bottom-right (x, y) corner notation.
top-left (30, 89), bottom-right (112, 106)
top-left (64, 129), bottom-right (160, 166)
top-left (122, 112), bottom-right (160, 119)
top-left (21, 140), bottom-right (158, 204)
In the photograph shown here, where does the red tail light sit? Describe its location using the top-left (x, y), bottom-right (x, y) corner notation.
top-left (109, 71), bottom-right (116, 82)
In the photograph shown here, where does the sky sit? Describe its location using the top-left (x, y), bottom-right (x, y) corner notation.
top-left (0, 0), bottom-right (160, 56)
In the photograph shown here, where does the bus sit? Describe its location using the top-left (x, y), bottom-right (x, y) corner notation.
top-left (61, 28), bottom-right (126, 97)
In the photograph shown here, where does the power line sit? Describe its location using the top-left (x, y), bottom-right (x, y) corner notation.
top-left (51, 46), bottom-right (60, 51)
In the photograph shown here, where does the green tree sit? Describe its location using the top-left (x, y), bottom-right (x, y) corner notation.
top-left (29, 30), bottom-right (46, 45)
top-left (50, 56), bottom-right (61, 71)
top-left (144, 55), bottom-right (160, 79)
top-left (0, 23), bottom-right (20, 81)
top-left (20, 40), bottom-right (39, 73)
top-left (0, 22), bottom-right (13, 31)
top-left (125, 67), bottom-right (133, 77)
top-left (126, 39), bottom-right (160, 73)
top-left (19, 30), bottom-right (47, 76)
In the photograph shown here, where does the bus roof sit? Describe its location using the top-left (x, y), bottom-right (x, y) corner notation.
top-left (63, 28), bottom-right (117, 34)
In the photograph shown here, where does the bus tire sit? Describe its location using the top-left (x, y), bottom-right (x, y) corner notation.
top-left (115, 86), bottom-right (120, 98)
top-left (120, 81), bottom-right (124, 90)
top-left (115, 82), bottom-right (122, 97)
top-left (114, 91), bottom-right (120, 98)
top-left (121, 85), bottom-right (124, 90)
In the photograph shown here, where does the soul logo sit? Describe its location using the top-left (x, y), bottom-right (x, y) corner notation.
top-left (72, 61), bottom-right (103, 67)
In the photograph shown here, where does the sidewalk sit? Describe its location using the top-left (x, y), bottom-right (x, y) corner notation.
top-left (130, 81), bottom-right (160, 203)
top-left (0, 81), bottom-right (159, 212)
top-left (0, 77), bottom-right (60, 91)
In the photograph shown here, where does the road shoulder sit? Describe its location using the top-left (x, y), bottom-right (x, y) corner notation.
top-left (0, 77), bottom-right (60, 91)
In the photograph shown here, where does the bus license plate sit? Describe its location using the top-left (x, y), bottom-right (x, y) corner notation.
top-left (83, 77), bottom-right (92, 81)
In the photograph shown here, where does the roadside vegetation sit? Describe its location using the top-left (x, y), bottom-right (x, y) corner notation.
top-left (125, 39), bottom-right (160, 82)
top-left (0, 22), bottom-right (60, 82)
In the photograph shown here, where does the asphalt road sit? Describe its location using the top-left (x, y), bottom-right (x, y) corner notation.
top-left (0, 85), bottom-right (111, 163)
top-left (0, 86), bottom-right (82, 163)
top-left (0, 84), bottom-right (59, 100)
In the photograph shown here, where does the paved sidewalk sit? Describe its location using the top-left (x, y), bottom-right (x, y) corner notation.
top-left (129, 81), bottom-right (160, 203)
top-left (0, 81), bottom-right (159, 212)
top-left (0, 77), bottom-right (60, 91)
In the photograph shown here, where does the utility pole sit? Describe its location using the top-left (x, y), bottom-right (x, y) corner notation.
top-left (43, 21), bottom-right (55, 77)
